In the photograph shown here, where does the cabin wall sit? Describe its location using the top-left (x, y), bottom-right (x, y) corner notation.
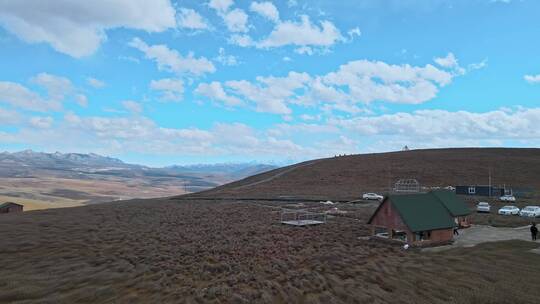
top-left (370, 200), bottom-right (408, 231)
top-left (0, 204), bottom-right (23, 214)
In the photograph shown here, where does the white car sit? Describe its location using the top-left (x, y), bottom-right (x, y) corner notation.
top-left (363, 193), bottom-right (384, 201)
top-left (499, 195), bottom-right (516, 202)
top-left (519, 206), bottom-right (540, 218)
top-left (476, 202), bottom-right (491, 213)
top-left (444, 186), bottom-right (456, 191)
top-left (498, 205), bottom-right (520, 215)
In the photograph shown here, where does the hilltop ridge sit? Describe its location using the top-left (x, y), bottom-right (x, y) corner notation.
top-left (187, 148), bottom-right (540, 201)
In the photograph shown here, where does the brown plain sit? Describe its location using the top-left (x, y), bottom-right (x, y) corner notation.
top-left (1, 148), bottom-right (540, 303)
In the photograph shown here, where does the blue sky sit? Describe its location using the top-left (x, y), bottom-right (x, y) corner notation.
top-left (0, 0), bottom-right (539, 166)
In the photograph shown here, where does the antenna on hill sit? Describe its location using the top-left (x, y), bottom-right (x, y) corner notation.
top-left (488, 167), bottom-right (492, 197)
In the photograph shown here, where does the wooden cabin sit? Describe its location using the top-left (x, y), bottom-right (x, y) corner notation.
top-left (368, 191), bottom-right (471, 246)
top-left (0, 202), bottom-right (24, 214)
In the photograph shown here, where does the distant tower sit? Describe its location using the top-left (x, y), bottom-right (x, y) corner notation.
top-left (402, 145), bottom-right (410, 151)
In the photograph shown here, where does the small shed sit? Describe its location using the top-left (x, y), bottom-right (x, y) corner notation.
top-left (455, 185), bottom-right (508, 197)
top-left (368, 191), bottom-right (471, 246)
top-left (0, 202), bottom-right (24, 214)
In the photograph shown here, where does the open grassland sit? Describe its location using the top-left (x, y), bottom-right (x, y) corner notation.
top-left (0, 176), bottom-right (187, 210)
top-left (1, 199), bottom-right (539, 303)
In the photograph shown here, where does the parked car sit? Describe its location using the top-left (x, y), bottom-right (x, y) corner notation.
top-left (498, 205), bottom-right (520, 215)
top-left (362, 193), bottom-right (384, 201)
top-left (444, 186), bottom-right (456, 191)
top-left (519, 206), bottom-right (540, 218)
top-left (476, 202), bottom-right (491, 213)
top-left (499, 195), bottom-right (516, 202)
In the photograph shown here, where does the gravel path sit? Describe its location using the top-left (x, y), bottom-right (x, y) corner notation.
top-left (424, 224), bottom-right (539, 252)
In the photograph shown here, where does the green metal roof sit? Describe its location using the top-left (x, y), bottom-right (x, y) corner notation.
top-left (0, 202), bottom-right (22, 209)
top-left (387, 193), bottom-right (456, 232)
top-left (431, 190), bottom-right (471, 217)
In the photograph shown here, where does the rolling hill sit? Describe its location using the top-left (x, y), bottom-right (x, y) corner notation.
top-left (0, 150), bottom-right (277, 209)
top-left (187, 148), bottom-right (540, 201)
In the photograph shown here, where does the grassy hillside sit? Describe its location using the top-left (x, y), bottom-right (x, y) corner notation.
top-left (188, 148), bottom-right (540, 200)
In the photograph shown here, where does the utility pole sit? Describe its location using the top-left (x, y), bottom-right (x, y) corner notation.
top-left (488, 167), bottom-right (492, 197)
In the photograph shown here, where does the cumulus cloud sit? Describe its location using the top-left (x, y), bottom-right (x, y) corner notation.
top-left (87, 77), bottom-right (106, 89)
top-left (198, 57), bottom-right (461, 116)
top-left (244, 15), bottom-right (344, 51)
top-left (250, 2), bottom-right (280, 23)
top-left (208, 0), bottom-right (234, 13)
top-left (0, 73), bottom-right (89, 111)
top-left (333, 108), bottom-right (540, 139)
top-left (209, 0), bottom-right (249, 33)
top-left (177, 8), bottom-right (210, 30)
top-left (0, 107), bottom-right (22, 124)
top-left (29, 116), bottom-right (54, 128)
top-left (0, 81), bottom-right (60, 112)
top-left (0, 0), bottom-right (176, 57)
top-left (129, 37), bottom-right (215, 76)
top-left (195, 82), bottom-right (243, 106)
top-left (150, 78), bottom-right (184, 101)
top-left (223, 9), bottom-right (249, 32)
top-left (214, 47), bottom-right (239, 66)
top-left (224, 71), bottom-right (311, 114)
top-left (122, 100), bottom-right (143, 113)
top-left (524, 74), bottom-right (540, 84)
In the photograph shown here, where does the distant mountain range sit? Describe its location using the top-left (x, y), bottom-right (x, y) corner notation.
top-left (0, 150), bottom-right (278, 209)
top-left (0, 150), bottom-right (277, 178)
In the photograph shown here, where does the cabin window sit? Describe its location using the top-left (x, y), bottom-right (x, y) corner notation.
top-left (374, 227), bottom-right (389, 238)
top-left (415, 231), bottom-right (431, 241)
top-left (391, 230), bottom-right (407, 242)
top-left (468, 186), bottom-right (476, 194)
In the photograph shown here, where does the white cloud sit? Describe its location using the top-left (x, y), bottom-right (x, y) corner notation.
top-left (214, 47), bottom-right (239, 66)
top-left (195, 82), bottom-right (243, 106)
top-left (87, 77), bottom-right (106, 88)
top-left (177, 8), bottom-right (210, 30)
top-left (150, 78), bottom-right (184, 101)
top-left (347, 27), bottom-right (361, 40)
top-left (208, 0), bottom-right (234, 13)
top-left (524, 74), bottom-right (540, 84)
top-left (229, 34), bottom-right (254, 47)
top-left (223, 8), bottom-right (249, 32)
top-left (198, 58), bottom-right (463, 115)
top-left (0, 0), bottom-right (176, 57)
top-left (0, 107), bottom-right (21, 124)
top-left (224, 71), bottom-right (311, 114)
top-left (76, 94), bottom-right (88, 107)
top-left (333, 108), bottom-right (540, 139)
top-left (209, 0), bottom-right (249, 33)
top-left (129, 37), bottom-right (215, 76)
top-left (31, 73), bottom-right (89, 108)
top-left (0, 81), bottom-right (59, 112)
top-left (434, 52), bottom-right (459, 68)
top-left (29, 116), bottom-right (53, 128)
top-left (322, 60), bottom-right (453, 105)
top-left (250, 2), bottom-right (280, 23)
top-left (249, 15), bottom-right (343, 51)
top-left (2, 107), bottom-right (540, 162)
top-left (122, 100), bottom-right (143, 114)
top-left (0, 74), bottom-right (88, 112)
top-left (31, 73), bottom-right (74, 101)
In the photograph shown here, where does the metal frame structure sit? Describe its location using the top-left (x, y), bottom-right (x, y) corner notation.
top-left (280, 209), bottom-right (327, 226)
top-left (393, 178), bottom-right (421, 193)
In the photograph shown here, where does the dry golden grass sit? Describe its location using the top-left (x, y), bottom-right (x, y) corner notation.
top-left (1, 199), bottom-right (539, 303)
top-left (0, 176), bottom-right (188, 210)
